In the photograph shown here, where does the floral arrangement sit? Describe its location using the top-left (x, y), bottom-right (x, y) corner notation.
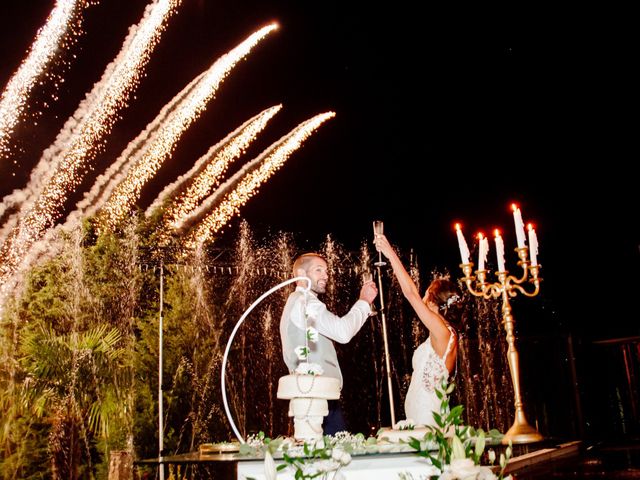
top-left (245, 380), bottom-right (512, 480)
top-left (403, 380), bottom-right (512, 480)
top-left (243, 432), bottom-right (367, 479)
top-left (294, 298), bottom-right (323, 375)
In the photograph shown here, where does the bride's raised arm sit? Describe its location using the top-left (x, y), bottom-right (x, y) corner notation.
top-left (373, 233), bottom-right (451, 351)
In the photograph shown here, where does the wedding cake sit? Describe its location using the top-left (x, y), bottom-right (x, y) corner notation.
top-left (277, 373), bottom-right (340, 441)
top-left (277, 374), bottom-right (340, 400)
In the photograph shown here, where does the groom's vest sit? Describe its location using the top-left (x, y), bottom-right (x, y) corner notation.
top-left (280, 289), bottom-right (343, 387)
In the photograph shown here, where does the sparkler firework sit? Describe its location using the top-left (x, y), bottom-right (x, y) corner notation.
top-left (0, 5), bottom-right (333, 320)
top-left (180, 111), bottom-right (335, 251)
top-left (0, 0), bottom-right (95, 159)
top-left (96, 23), bottom-right (278, 232)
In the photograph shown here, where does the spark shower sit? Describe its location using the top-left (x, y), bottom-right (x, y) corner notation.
top-left (0, 0), bottom-right (335, 307)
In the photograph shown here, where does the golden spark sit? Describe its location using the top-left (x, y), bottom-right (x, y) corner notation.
top-left (0, 0), bottom-right (181, 286)
top-left (155, 104), bottom-right (282, 228)
top-left (180, 111), bottom-right (335, 251)
top-left (0, 0), bottom-right (94, 158)
top-left (97, 23), bottom-right (278, 231)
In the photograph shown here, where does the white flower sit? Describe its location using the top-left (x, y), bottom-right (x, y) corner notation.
top-left (446, 294), bottom-right (460, 307)
top-left (487, 449), bottom-right (496, 464)
top-left (286, 444), bottom-right (305, 457)
top-left (331, 431), bottom-right (366, 451)
top-left (440, 458), bottom-right (498, 480)
top-left (451, 435), bottom-right (466, 461)
top-left (294, 346), bottom-right (309, 361)
top-left (331, 447), bottom-right (352, 466)
top-left (309, 459), bottom-right (341, 474)
top-left (263, 450), bottom-right (277, 480)
top-left (295, 362), bottom-right (324, 375)
top-left (306, 326), bottom-right (319, 342)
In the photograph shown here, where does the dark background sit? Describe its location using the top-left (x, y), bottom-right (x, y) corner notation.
top-left (0, 0), bottom-right (637, 340)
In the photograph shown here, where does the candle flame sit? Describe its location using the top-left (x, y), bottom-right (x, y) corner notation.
top-left (494, 228), bottom-right (501, 237)
top-left (454, 223), bottom-right (462, 231)
top-left (527, 223), bottom-right (535, 231)
top-left (477, 232), bottom-right (484, 240)
top-left (511, 203), bottom-right (518, 212)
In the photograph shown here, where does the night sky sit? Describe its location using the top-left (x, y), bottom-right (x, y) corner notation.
top-left (0, 1), bottom-right (637, 339)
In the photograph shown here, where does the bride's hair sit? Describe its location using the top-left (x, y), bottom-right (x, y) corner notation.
top-left (423, 278), bottom-right (464, 329)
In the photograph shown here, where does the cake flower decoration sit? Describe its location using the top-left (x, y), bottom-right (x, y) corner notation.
top-left (293, 289), bottom-right (323, 375)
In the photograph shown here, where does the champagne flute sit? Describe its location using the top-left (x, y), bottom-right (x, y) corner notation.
top-left (362, 271), bottom-right (377, 315)
top-left (373, 220), bottom-right (386, 266)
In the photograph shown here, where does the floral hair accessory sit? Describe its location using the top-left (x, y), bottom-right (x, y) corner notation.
top-left (446, 294), bottom-right (460, 308)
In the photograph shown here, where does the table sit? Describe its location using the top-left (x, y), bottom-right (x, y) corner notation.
top-left (135, 448), bottom-right (439, 479)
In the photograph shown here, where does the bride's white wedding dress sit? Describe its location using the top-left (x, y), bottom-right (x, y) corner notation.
top-left (404, 327), bottom-right (456, 426)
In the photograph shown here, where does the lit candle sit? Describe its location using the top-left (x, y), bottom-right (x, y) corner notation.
top-left (454, 223), bottom-right (471, 264)
top-left (511, 203), bottom-right (527, 249)
top-left (494, 229), bottom-right (506, 272)
top-left (527, 223), bottom-right (539, 266)
top-left (477, 232), bottom-right (489, 271)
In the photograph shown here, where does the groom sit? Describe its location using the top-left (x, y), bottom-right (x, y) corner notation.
top-left (279, 252), bottom-right (378, 434)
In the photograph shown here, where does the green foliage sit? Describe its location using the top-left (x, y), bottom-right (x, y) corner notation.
top-left (406, 379), bottom-right (511, 479)
top-left (242, 431), bottom-right (356, 479)
top-left (0, 222), bottom-right (140, 479)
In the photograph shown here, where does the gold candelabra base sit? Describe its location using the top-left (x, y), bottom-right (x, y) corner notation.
top-left (503, 412), bottom-right (544, 444)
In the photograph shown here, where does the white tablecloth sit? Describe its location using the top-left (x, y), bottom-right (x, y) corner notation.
top-left (237, 452), bottom-right (439, 479)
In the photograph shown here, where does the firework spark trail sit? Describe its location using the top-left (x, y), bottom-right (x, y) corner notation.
top-left (146, 104), bottom-right (282, 228)
top-left (0, 0), bottom-right (181, 286)
top-left (64, 72), bottom-right (207, 228)
top-left (180, 111), bottom-right (335, 251)
top-left (97, 23), bottom-right (278, 231)
top-left (0, 224), bottom-right (66, 319)
top-left (0, 0), bottom-right (93, 159)
top-left (0, 0), bottom-right (182, 237)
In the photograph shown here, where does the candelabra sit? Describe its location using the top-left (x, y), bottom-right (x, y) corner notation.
top-left (459, 246), bottom-right (543, 444)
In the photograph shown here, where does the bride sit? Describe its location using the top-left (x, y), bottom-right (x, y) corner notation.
top-left (374, 232), bottom-right (462, 426)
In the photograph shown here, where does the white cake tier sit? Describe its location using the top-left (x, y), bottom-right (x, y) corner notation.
top-left (288, 397), bottom-right (329, 417)
top-left (292, 416), bottom-right (325, 441)
top-left (377, 426), bottom-right (429, 443)
top-left (277, 374), bottom-right (340, 400)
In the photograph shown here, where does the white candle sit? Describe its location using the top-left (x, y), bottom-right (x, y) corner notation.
top-left (494, 229), bottom-right (506, 272)
top-left (528, 224), bottom-right (539, 266)
top-left (477, 233), bottom-right (489, 271)
top-left (512, 204), bottom-right (527, 248)
top-left (455, 223), bottom-right (470, 264)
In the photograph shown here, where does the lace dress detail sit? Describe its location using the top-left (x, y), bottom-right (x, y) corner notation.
top-left (404, 327), bottom-right (456, 426)
top-left (421, 331), bottom-right (455, 392)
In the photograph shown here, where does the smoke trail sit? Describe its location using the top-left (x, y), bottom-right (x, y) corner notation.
top-left (180, 111), bottom-right (335, 251)
top-left (0, 0), bottom-right (94, 159)
top-left (0, 0), bottom-right (182, 286)
top-left (64, 71), bottom-right (206, 227)
top-left (96, 23), bottom-right (278, 231)
top-left (0, 225), bottom-right (66, 319)
top-left (147, 104), bottom-right (282, 227)
top-left (0, 0), bottom-right (182, 241)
